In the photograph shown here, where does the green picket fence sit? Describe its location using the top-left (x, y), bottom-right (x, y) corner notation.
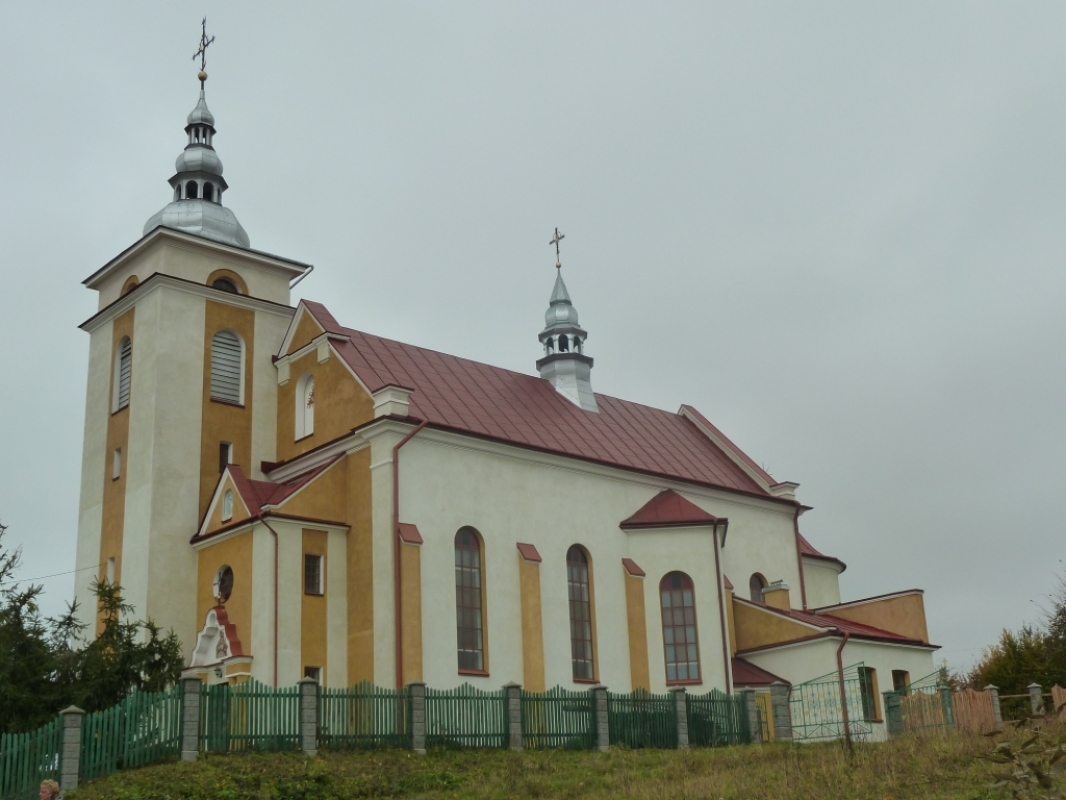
top-left (424, 684), bottom-right (507, 749)
top-left (687, 689), bottom-right (750, 747)
top-left (0, 718), bottom-right (61, 800)
top-left (201, 679), bottom-right (300, 752)
top-left (79, 686), bottom-right (183, 783)
top-left (607, 689), bottom-right (678, 749)
top-left (789, 663), bottom-right (875, 742)
top-left (520, 686), bottom-right (596, 749)
top-left (319, 682), bottom-right (411, 750)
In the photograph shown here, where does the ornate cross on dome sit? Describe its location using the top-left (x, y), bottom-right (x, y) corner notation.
top-left (549, 227), bottom-right (565, 269)
top-left (192, 17), bottom-right (215, 81)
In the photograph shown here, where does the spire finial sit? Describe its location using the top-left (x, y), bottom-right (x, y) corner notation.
top-left (192, 17), bottom-right (215, 84)
top-left (549, 227), bottom-right (565, 269)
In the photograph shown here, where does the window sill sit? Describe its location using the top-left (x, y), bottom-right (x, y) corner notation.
top-left (666, 679), bottom-right (704, 687)
top-left (295, 433), bottom-right (314, 443)
top-left (110, 405), bottom-right (129, 417)
top-left (572, 677), bottom-right (599, 684)
top-left (458, 669), bottom-right (490, 677)
top-left (304, 591), bottom-right (324, 597)
top-left (210, 398), bottom-right (245, 408)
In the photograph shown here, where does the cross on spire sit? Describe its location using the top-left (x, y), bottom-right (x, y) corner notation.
top-left (549, 227), bottom-right (565, 269)
top-left (192, 17), bottom-right (215, 81)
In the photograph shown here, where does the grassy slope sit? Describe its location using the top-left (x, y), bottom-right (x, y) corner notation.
top-left (66, 735), bottom-right (1001, 800)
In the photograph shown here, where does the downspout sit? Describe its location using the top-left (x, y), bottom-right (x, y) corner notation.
top-left (288, 263), bottom-right (314, 290)
top-left (712, 523), bottom-right (732, 694)
top-left (393, 419), bottom-right (427, 690)
top-left (793, 505), bottom-right (808, 610)
top-left (257, 512), bottom-right (281, 688)
top-left (835, 628), bottom-right (852, 750)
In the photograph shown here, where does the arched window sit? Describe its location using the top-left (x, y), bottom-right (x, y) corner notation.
top-left (185, 181), bottom-right (198, 200)
top-left (121, 276), bottom-right (139, 296)
top-left (210, 330), bottom-right (243, 404)
top-left (660, 571), bottom-right (701, 683)
top-left (295, 373), bottom-right (315, 439)
top-left (454, 527), bottom-right (485, 672)
top-left (214, 565), bottom-right (234, 603)
top-left (212, 278), bottom-right (238, 293)
top-left (749, 573), bottom-right (767, 604)
top-left (558, 334), bottom-right (569, 352)
top-left (222, 490), bottom-right (234, 522)
top-left (113, 336), bottom-right (132, 412)
top-left (567, 546), bottom-right (595, 680)
top-left (203, 182), bottom-right (214, 202)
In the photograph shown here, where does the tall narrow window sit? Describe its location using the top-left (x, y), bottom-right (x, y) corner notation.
top-left (454, 527), bottom-right (485, 672)
top-left (106, 557), bottom-right (115, 584)
top-left (210, 330), bottom-right (243, 404)
top-left (749, 573), bottom-right (767, 604)
top-left (112, 448), bottom-right (122, 480)
top-left (567, 546), bottom-right (595, 680)
top-left (859, 667), bottom-right (880, 720)
top-left (219, 441), bottom-right (233, 474)
top-left (892, 670), bottom-right (910, 693)
top-left (304, 553), bottom-right (324, 595)
top-left (295, 373), bottom-right (314, 439)
top-left (222, 490), bottom-right (234, 522)
top-left (113, 336), bottom-right (132, 411)
top-left (660, 571), bottom-right (701, 684)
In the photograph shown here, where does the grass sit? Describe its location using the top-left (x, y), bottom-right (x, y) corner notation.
top-left (64, 734), bottom-right (1007, 800)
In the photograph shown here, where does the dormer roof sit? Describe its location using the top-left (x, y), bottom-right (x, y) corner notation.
top-left (619, 489), bottom-right (724, 530)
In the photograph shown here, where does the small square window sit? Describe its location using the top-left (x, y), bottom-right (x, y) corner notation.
top-left (219, 441), bottom-right (233, 474)
top-left (112, 448), bottom-right (122, 480)
top-left (304, 554), bottom-right (324, 595)
top-left (304, 666), bottom-right (322, 682)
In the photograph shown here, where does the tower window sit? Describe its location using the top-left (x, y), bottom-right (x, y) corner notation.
top-left (113, 336), bottom-right (132, 412)
top-left (567, 545), bottom-right (595, 680)
top-left (185, 181), bottom-right (198, 200)
top-left (221, 490), bottom-right (234, 522)
top-left (295, 373), bottom-right (315, 439)
top-left (212, 278), bottom-right (238, 293)
top-left (660, 571), bottom-right (701, 684)
top-left (203, 182), bottom-right (214, 202)
top-left (455, 527), bottom-right (485, 673)
top-left (559, 334), bottom-right (569, 352)
top-left (106, 557), bottom-right (115, 584)
top-left (214, 565), bottom-right (234, 603)
top-left (219, 441), bottom-right (233, 474)
top-left (304, 553), bottom-right (324, 596)
top-left (210, 330), bottom-right (243, 404)
top-left (112, 448), bottom-right (122, 480)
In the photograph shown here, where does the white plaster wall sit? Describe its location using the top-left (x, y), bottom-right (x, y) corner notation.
top-left (251, 311), bottom-right (291, 478)
top-left (327, 528), bottom-right (348, 686)
top-left (717, 502), bottom-right (802, 607)
top-left (140, 289), bottom-right (206, 647)
top-left (395, 433), bottom-right (762, 693)
top-left (73, 319), bottom-right (112, 630)
top-left (273, 519), bottom-right (305, 685)
top-left (369, 430), bottom-right (401, 687)
top-left (250, 525), bottom-right (276, 685)
top-left (803, 558), bottom-right (842, 609)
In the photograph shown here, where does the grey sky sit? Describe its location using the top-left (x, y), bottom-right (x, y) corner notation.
top-left (2, 2), bottom-right (1063, 673)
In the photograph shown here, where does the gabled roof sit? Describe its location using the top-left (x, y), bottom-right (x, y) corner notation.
top-left (797, 532), bottom-right (847, 572)
top-left (298, 301), bottom-right (779, 498)
top-left (619, 489), bottom-right (723, 530)
top-left (731, 657), bottom-right (789, 687)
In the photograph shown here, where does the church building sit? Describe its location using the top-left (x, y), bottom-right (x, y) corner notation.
top-left (73, 69), bottom-right (937, 736)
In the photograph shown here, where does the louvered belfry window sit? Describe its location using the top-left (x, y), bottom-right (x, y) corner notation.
top-left (115, 337), bottom-right (132, 410)
top-left (454, 527), bottom-right (485, 672)
top-left (210, 330), bottom-right (242, 404)
top-left (567, 546), bottom-right (595, 680)
top-left (660, 571), bottom-right (701, 683)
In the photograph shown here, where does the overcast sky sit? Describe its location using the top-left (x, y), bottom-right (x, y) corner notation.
top-left (2, 2), bottom-right (1064, 675)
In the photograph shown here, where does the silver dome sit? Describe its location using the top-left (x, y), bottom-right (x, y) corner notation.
top-left (143, 200), bottom-right (249, 248)
top-left (175, 146), bottom-right (223, 174)
top-left (543, 273), bottom-right (580, 328)
top-left (187, 90), bottom-right (215, 127)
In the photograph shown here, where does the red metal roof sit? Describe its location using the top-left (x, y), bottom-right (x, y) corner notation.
top-left (516, 543), bottom-right (542, 563)
top-left (228, 459), bottom-right (341, 512)
top-left (621, 557), bottom-right (646, 577)
top-left (619, 489), bottom-right (723, 530)
top-left (301, 301), bottom-right (772, 496)
top-left (797, 532), bottom-right (846, 572)
top-left (731, 657), bottom-right (789, 687)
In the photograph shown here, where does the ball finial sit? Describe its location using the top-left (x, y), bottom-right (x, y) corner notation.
top-left (198, 70), bottom-right (208, 83)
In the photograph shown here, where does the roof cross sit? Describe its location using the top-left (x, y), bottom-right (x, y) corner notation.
top-left (192, 18), bottom-right (216, 80)
top-left (549, 227), bottom-right (565, 269)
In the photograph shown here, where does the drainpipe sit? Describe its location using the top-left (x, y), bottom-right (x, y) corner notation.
top-left (712, 523), bottom-right (732, 694)
top-left (257, 512), bottom-right (281, 687)
top-left (393, 419), bottom-right (427, 690)
top-left (835, 628), bottom-right (852, 750)
top-left (793, 506), bottom-right (808, 610)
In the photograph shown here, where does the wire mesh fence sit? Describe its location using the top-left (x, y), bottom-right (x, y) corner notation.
top-left (789, 663), bottom-right (875, 742)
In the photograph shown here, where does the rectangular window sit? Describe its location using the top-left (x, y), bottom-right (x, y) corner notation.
top-left (892, 670), bottom-right (910, 693)
top-left (112, 448), bottom-right (122, 480)
top-left (859, 667), bottom-right (881, 720)
top-left (106, 557), bottom-right (115, 584)
top-left (303, 666), bottom-right (321, 682)
top-left (219, 441), bottom-right (233, 474)
top-left (304, 553), bottom-right (324, 595)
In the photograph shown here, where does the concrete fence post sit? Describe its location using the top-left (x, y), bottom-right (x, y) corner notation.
top-left (769, 682), bottom-right (792, 742)
top-left (298, 677), bottom-right (319, 756)
top-left (58, 706), bottom-right (84, 792)
top-left (504, 682), bottom-right (523, 751)
top-left (1029, 683), bottom-right (1044, 716)
top-left (985, 685), bottom-right (1003, 729)
top-left (882, 691), bottom-right (903, 737)
top-left (592, 686), bottom-right (609, 752)
top-left (669, 687), bottom-right (689, 749)
top-left (741, 690), bottom-right (762, 744)
top-left (408, 682), bottom-right (427, 755)
top-left (180, 677), bottom-right (202, 762)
